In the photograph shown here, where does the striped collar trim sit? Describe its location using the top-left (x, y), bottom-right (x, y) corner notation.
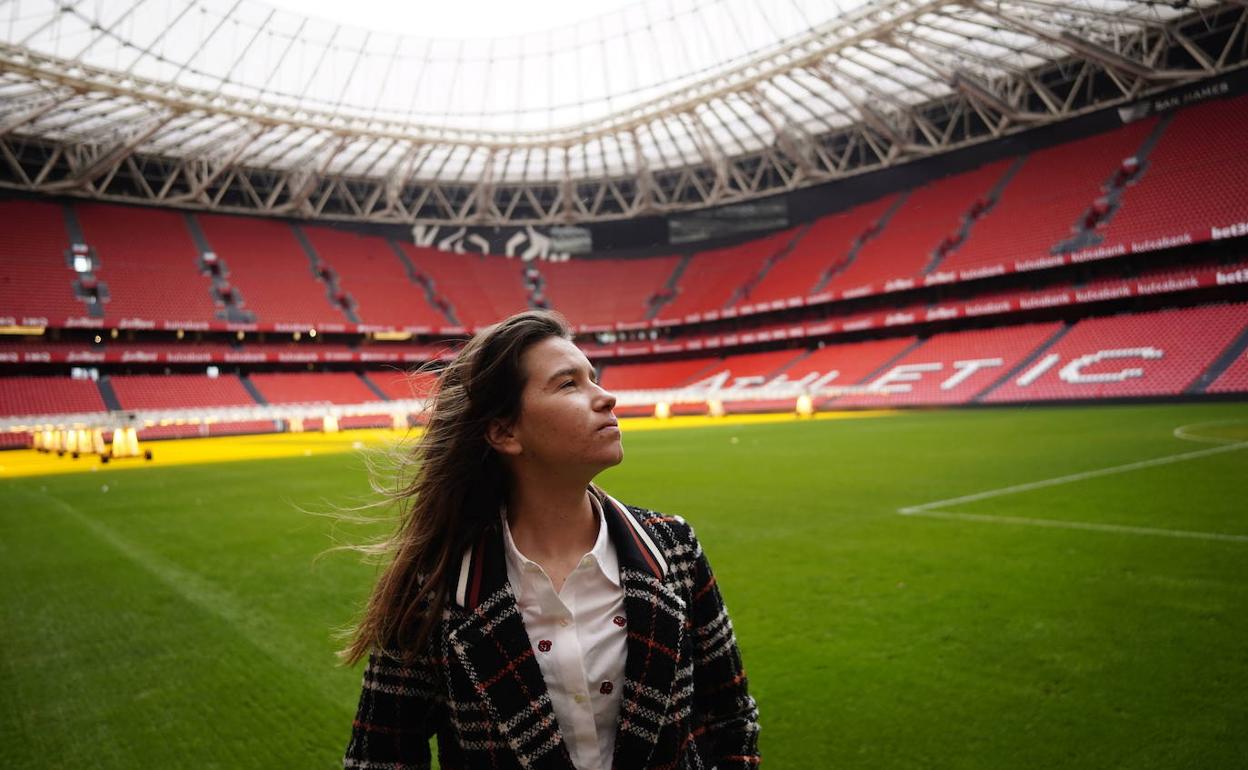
top-left (600, 492), bottom-right (667, 581)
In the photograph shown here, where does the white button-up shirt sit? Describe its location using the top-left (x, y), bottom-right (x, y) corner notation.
top-left (501, 496), bottom-right (627, 770)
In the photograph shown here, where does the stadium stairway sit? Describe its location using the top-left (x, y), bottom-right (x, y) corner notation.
top-left (185, 213), bottom-right (255, 324)
top-left (96, 375), bottom-right (122, 411)
top-left (239, 374), bottom-right (268, 405)
top-left (728, 223), bottom-right (814, 307)
top-left (1187, 323), bottom-right (1248, 394)
top-left (292, 225), bottom-right (360, 324)
top-left (1053, 114), bottom-right (1175, 256)
top-left (980, 304), bottom-right (1248, 402)
top-left (973, 323), bottom-right (1072, 402)
top-left (776, 348), bottom-right (813, 377)
top-left (62, 205), bottom-right (108, 319)
top-left (811, 193), bottom-right (907, 295)
top-left (388, 240), bottom-right (460, 326)
top-left (358, 372), bottom-right (390, 401)
top-left (646, 253), bottom-right (694, 320)
top-left (61, 203), bottom-right (86, 246)
top-left (861, 338), bottom-right (926, 383)
top-left (1096, 95), bottom-right (1248, 250)
top-left (522, 264), bottom-right (548, 310)
top-left (922, 157), bottom-right (1025, 276)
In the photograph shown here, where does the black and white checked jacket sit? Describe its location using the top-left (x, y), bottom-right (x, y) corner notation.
top-left (344, 490), bottom-right (760, 770)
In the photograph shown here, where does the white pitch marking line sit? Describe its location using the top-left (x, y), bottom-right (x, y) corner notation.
top-left (897, 439), bottom-right (1248, 543)
top-left (902, 509), bottom-right (1248, 543)
top-left (899, 440), bottom-right (1248, 515)
top-left (1173, 419), bottom-right (1248, 445)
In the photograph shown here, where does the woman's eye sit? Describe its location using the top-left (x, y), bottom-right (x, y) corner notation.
top-left (560, 380), bottom-right (576, 389)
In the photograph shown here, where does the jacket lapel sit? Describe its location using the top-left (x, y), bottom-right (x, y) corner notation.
top-left (600, 493), bottom-right (686, 770)
top-left (448, 525), bottom-right (576, 770)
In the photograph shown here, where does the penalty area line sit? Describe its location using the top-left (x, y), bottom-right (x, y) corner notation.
top-left (900, 441), bottom-right (1248, 513)
top-left (900, 508), bottom-right (1248, 543)
top-left (897, 440), bottom-right (1248, 543)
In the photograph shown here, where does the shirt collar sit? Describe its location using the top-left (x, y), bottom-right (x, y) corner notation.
top-left (588, 493), bottom-right (621, 587)
top-left (500, 492), bottom-right (621, 588)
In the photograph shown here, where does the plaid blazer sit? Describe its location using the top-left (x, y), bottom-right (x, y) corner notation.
top-left (344, 490), bottom-right (760, 770)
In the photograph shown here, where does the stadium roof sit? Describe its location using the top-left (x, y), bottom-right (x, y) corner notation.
top-left (1, 0), bottom-right (1244, 225)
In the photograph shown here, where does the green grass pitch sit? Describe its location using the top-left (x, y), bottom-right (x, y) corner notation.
top-left (2, 402), bottom-right (1246, 769)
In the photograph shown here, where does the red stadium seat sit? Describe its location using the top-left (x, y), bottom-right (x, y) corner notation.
top-left (941, 118), bottom-right (1159, 272)
top-left (0, 376), bottom-right (107, 417)
top-left (1098, 94), bottom-right (1248, 249)
top-left (75, 203), bottom-right (221, 324)
top-left (985, 303), bottom-right (1248, 402)
top-left (835, 323), bottom-right (1064, 407)
top-left (826, 161), bottom-right (1011, 294)
top-left (0, 200), bottom-right (89, 322)
top-left (197, 215), bottom-right (349, 326)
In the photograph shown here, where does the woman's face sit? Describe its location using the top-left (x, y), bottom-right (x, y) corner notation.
top-left (502, 336), bottom-right (622, 476)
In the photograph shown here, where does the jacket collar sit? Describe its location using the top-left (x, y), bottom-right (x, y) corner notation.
top-left (447, 489), bottom-right (680, 770)
top-left (598, 490), bottom-right (668, 582)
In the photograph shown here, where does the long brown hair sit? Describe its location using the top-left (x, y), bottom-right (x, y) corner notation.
top-left (342, 309), bottom-right (573, 665)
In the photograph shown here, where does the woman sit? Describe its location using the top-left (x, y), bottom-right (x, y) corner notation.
top-left (343, 309), bottom-right (759, 770)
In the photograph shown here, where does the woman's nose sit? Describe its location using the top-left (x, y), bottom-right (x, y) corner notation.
top-left (595, 383), bottom-right (617, 410)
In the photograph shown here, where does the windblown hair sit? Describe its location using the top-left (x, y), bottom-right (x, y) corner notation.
top-left (342, 309), bottom-right (572, 665)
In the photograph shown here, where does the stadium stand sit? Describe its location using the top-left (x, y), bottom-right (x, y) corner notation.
top-left (827, 162), bottom-right (1013, 292)
top-left (596, 338), bottom-right (924, 413)
top-left (983, 303), bottom-right (1248, 402)
top-left (539, 254), bottom-right (680, 328)
top-left (744, 196), bottom-right (900, 304)
top-left (1098, 94), bottom-right (1248, 249)
top-left (110, 373), bottom-right (272, 439)
top-left (196, 214), bottom-right (348, 326)
top-left (247, 372), bottom-right (395, 431)
top-left (836, 323), bottom-right (1065, 407)
top-left (248, 372), bottom-right (382, 404)
top-left (0, 376), bottom-right (107, 417)
top-left (937, 118), bottom-right (1160, 274)
top-left (600, 357), bottom-right (723, 390)
top-left (399, 243), bottom-right (530, 329)
top-left (4, 97), bottom-right (1245, 339)
top-left (0, 200), bottom-right (85, 322)
top-left (1206, 347), bottom-right (1248, 394)
top-left (302, 227), bottom-right (446, 329)
top-left (366, 370), bottom-right (437, 401)
top-left (110, 374), bottom-right (257, 409)
top-left (3, 96), bottom-right (1247, 444)
top-left (4, 100), bottom-right (1237, 337)
top-left (679, 349), bottom-right (807, 389)
top-left (74, 204), bottom-right (219, 324)
top-left (692, 348), bottom-right (825, 413)
top-left (660, 229), bottom-right (798, 320)
top-left (788, 337), bottom-right (919, 391)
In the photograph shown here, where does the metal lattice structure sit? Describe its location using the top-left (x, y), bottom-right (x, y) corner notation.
top-left (1, 0), bottom-right (1246, 225)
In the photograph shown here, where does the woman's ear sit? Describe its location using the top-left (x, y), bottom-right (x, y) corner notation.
top-left (485, 418), bottom-right (522, 456)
